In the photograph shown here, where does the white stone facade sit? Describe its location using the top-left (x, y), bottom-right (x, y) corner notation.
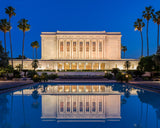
top-left (11, 31), bottom-right (139, 70)
top-left (41, 31), bottom-right (121, 60)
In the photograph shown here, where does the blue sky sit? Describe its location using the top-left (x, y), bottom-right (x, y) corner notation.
top-left (0, 0), bottom-right (160, 59)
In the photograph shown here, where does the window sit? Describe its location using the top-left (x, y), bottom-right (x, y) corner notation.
top-left (86, 102), bottom-right (89, 112)
top-left (92, 102), bottom-right (96, 112)
top-left (99, 102), bottom-right (102, 112)
top-left (93, 42), bottom-right (96, 52)
top-left (60, 42), bottom-right (63, 52)
top-left (73, 42), bottom-right (76, 52)
top-left (80, 42), bottom-right (83, 52)
top-left (86, 42), bottom-right (89, 52)
top-left (99, 42), bottom-right (102, 52)
top-left (60, 102), bottom-right (64, 112)
top-left (67, 102), bottom-right (70, 112)
top-left (73, 102), bottom-right (76, 112)
top-left (80, 102), bottom-right (83, 112)
top-left (67, 42), bottom-right (70, 52)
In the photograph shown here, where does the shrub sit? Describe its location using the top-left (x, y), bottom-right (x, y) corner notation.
top-left (104, 73), bottom-right (113, 79)
top-left (41, 73), bottom-right (48, 82)
top-left (116, 72), bottom-right (132, 83)
top-left (32, 74), bottom-right (41, 82)
top-left (116, 72), bottom-right (125, 82)
top-left (48, 73), bottom-right (58, 80)
top-left (112, 68), bottom-right (120, 77)
top-left (13, 70), bottom-right (21, 78)
top-left (133, 70), bottom-right (144, 77)
top-left (27, 70), bottom-right (37, 79)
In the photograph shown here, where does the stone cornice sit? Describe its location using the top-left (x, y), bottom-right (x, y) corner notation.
top-left (41, 31), bottom-right (121, 36)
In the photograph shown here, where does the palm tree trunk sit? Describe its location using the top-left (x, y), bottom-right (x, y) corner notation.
top-left (4, 32), bottom-right (6, 53)
top-left (36, 48), bottom-right (37, 59)
top-left (140, 31), bottom-right (143, 57)
top-left (147, 20), bottom-right (149, 56)
top-left (22, 31), bottom-right (25, 69)
top-left (10, 92), bottom-right (13, 123)
top-left (9, 18), bottom-right (13, 68)
top-left (145, 104), bottom-right (149, 128)
top-left (124, 52), bottom-right (125, 58)
top-left (140, 102), bottom-right (143, 124)
top-left (33, 48), bottom-right (34, 59)
top-left (157, 24), bottom-right (159, 51)
top-left (22, 90), bottom-right (26, 126)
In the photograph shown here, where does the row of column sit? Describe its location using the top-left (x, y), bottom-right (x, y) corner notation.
top-left (57, 40), bottom-right (104, 59)
top-left (55, 62), bottom-right (105, 70)
top-left (57, 85), bottom-right (106, 93)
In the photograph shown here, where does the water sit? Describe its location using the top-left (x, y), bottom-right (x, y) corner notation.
top-left (0, 83), bottom-right (160, 128)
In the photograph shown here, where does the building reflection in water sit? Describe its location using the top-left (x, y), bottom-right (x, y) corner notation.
top-left (41, 94), bottom-right (121, 122)
top-left (14, 84), bottom-right (139, 123)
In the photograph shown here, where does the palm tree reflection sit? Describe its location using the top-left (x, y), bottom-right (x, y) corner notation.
top-left (19, 90), bottom-right (31, 128)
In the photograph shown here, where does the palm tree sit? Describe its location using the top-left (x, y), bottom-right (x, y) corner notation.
top-left (31, 59), bottom-right (39, 71)
top-left (142, 6), bottom-right (154, 56)
top-left (34, 41), bottom-right (39, 59)
top-left (153, 11), bottom-right (160, 51)
top-left (124, 60), bottom-right (131, 71)
top-left (5, 6), bottom-right (16, 68)
top-left (134, 18), bottom-right (145, 57)
top-left (122, 46), bottom-right (127, 58)
top-left (31, 41), bottom-right (36, 59)
top-left (17, 19), bottom-right (30, 69)
top-left (0, 19), bottom-right (11, 53)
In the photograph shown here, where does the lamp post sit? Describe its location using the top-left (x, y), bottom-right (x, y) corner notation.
top-left (125, 74), bottom-right (129, 83)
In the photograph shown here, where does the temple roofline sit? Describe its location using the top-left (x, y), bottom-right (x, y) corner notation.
top-left (41, 31), bottom-right (121, 36)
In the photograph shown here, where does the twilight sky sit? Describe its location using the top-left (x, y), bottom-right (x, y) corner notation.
top-left (0, 0), bottom-right (160, 59)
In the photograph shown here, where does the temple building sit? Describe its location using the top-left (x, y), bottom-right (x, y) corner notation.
top-left (12, 31), bottom-right (138, 70)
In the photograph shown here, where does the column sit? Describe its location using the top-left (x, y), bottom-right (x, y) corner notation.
top-left (84, 63), bottom-right (86, 69)
top-left (99, 63), bottom-right (101, 70)
top-left (55, 62), bottom-right (58, 70)
top-left (70, 63), bottom-right (71, 69)
top-left (89, 40), bottom-right (90, 59)
top-left (77, 62), bottom-right (79, 70)
top-left (62, 63), bottom-right (64, 70)
top-left (96, 41), bottom-right (98, 59)
top-left (77, 86), bottom-right (79, 92)
top-left (72, 40), bottom-right (73, 59)
top-left (90, 40), bottom-right (92, 59)
top-left (70, 40), bottom-right (72, 59)
top-left (84, 40), bottom-right (86, 59)
top-left (102, 40), bottom-right (104, 59)
top-left (99, 85), bottom-right (100, 92)
top-left (57, 39), bottom-right (59, 59)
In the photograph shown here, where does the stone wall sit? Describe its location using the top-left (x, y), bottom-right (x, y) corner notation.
top-left (10, 59), bottom-right (139, 70)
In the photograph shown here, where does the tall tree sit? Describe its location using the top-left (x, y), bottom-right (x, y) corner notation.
top-left (17, 19), bottom-right (30, 69)
top-left (31, 41), bottom-right (36, 59)
top-left (142, 6), bottom-right (154, 56)
top-left (34, 41), bottom-right (39, 59)
top-left (5, 6), bottom-right (16, 68)
top-left (0, 41), bottom-right (8, 68)
top-left (0, 19), bottom-right (11, 53)
top-left (153, 11), bottom-right (160, 51)
top-left (134, 18), bottom-right (145, 57)
top-left (122, 46), bottom-right (127, 58)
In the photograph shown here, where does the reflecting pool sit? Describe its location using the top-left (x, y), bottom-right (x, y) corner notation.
top-left (0, 83), bottom-right (160, 128)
